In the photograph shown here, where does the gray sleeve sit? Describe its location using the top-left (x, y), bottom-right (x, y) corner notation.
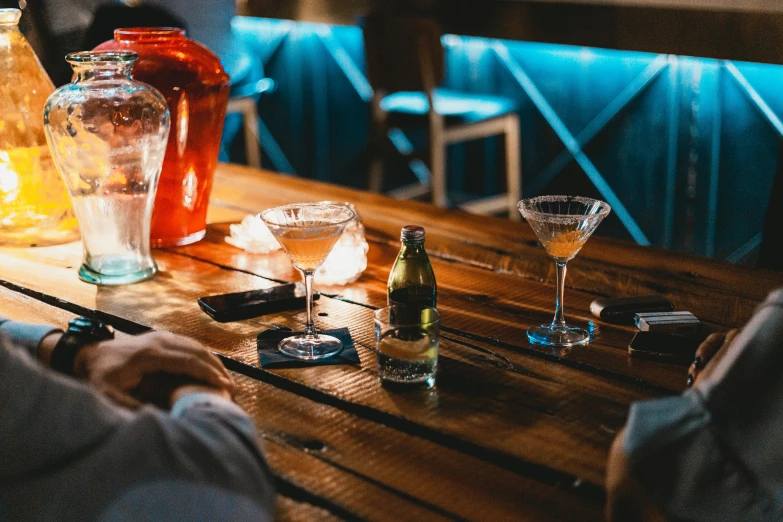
top-left (0, 333), bottom-right (128, 480)
top-left (171, 392), bottom-right (259, 441)
top-left (698, 288), bottom-right (783, 492)
top-left (165, 392), bottom-right (276, 502)
top-left (80, 392), bottom-right (276, 520)
top-left (0, 336), bottom-right (274, 520)
top-left (623, 392), bottom-right (775, 520)
top-left (0, 315), bottom-right (62, 359)
top-left (622, 287), bottom-right (783, 521)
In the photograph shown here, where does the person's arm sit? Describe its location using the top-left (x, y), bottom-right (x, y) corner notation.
top-left (71, 330), bottom-right (235, 408)
top-left (0, 336), bottom-right (274, 521)
top-left (0, 316), bottom-right (234, 408)
top-left (0, 334), bottom-right (129, 479)
top-left (606, 288), bottom-right (783, 521)
top-left (0, 316), bottom-right (62, 360)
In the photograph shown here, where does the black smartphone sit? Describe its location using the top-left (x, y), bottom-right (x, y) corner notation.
top-left (628, 331), bottom-right (703, 364)
top-left (198, 283), bottom-right (319, 322)
top-left (590, 295), bottom-right (674, 324)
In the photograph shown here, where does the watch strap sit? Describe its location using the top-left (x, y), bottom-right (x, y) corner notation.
top-left (50, 317), bottom-right (114, 376)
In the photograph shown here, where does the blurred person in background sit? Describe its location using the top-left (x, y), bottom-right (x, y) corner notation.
top-left (8, 0), bottom-right (253, 86)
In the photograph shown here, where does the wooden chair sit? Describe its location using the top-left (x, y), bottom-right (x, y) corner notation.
top-left (363, 16), bottom-right (521, 219)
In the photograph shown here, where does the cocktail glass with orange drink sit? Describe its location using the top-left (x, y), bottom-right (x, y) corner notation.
top-left (518, 196), bottom-right (611, 347)
top-left (260, 203), bottom-right (355, 359)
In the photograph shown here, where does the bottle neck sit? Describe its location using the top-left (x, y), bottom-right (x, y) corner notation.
top-left (71, 64), bottom-right (133, 82)
top-left (400, 241), bottom-right (425, 255)
top-left (0, 8), bottom-right (21, 32)
top-left (114, 27), bottom-right (185, 44)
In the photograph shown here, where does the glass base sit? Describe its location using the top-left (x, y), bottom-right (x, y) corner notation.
top-left (151, 228), bottom-right (206, 248)
top-left (377, 352), bottom-right (437, 389)
top-left (78, 262), bottom-right (157, 286)
top-left (380, 376), bottom-right (436, 390)
top-left (527, 324), bottom-right (590, 347)
top-left (278, 334), bottom-right (343, 360)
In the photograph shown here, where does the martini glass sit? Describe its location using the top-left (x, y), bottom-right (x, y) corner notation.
top-left (261, 203), bottom-right (355, 359)
top-left (518, 196), bottom-right (611, 347)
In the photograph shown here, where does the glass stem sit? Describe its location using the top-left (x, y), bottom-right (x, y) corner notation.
top-left (551, 261), bottom-right (567, 330)
top-left (303, 270), bottom-right (318, 337)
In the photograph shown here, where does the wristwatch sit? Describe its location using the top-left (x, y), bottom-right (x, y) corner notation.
top-left (50, 316), bottom-right (115, 376)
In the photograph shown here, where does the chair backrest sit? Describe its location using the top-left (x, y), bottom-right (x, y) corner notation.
top-left (362, 15), bottom-right (444, 94)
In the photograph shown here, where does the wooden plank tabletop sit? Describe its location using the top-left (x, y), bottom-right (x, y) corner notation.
top-left (2, 162), bottom-right (781, 520)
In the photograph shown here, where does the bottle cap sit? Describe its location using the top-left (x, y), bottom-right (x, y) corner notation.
top-left (401, 225), bottom-right (425, 244)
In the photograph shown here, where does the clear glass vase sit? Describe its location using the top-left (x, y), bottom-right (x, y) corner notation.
top-left (0, 8), bottom-right (77, 246)
top-left (44, 52), bottom-right (170, 285)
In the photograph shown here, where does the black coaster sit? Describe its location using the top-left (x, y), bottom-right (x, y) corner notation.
top-left (256, 327), bottom-right (360, 368)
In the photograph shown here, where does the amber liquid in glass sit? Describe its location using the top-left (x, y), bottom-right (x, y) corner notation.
top-left (276, 226), bottom-right (344, 271)
top-left (0, 146), bottom-right (73, 232)
top-left (540, 230), bottom-right (587, 259)
top-left (1, 9), bottom-right (76, 245)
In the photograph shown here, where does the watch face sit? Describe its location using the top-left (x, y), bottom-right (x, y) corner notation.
top-left (70, 317), bottom-right (115, 341)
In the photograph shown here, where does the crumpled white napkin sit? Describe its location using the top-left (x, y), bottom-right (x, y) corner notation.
top-left (224, 214), bottom-right (281, 254)
top-left (316, 223), bottom-right (369, 285)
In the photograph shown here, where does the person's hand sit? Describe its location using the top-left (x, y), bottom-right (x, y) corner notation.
top-left (687, 329), bottom-right (740, 387)
top-left (73, 331), bottom-right (234, 409)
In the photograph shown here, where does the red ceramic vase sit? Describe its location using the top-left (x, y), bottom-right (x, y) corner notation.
top-left (95, 28), bottom-right (230, 247)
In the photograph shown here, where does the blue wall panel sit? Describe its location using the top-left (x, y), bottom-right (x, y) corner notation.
top-left (224, 16), bottom-right (782, 263)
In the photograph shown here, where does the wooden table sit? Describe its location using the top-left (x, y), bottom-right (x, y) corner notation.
top-left (2, 163), bottom-right (781, 520)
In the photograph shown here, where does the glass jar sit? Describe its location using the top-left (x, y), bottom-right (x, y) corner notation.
top-left (0, 8), bottom-right (77, 246)
top-left (44, 52), bottom-right (170, 285)
top-left (94, 28), bottom-right (230, 247)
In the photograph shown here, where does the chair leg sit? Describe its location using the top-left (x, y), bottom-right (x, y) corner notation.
top-left (369, 158), bottom-right (383, 192)
top-left (369, 96), bottom-right (387, 193)
top-left (430, 116), bottom-right (447, 208)
top-left (505, 114), bottom-right (521, 221)
top-left (241, 99), bottom-right (262, 170)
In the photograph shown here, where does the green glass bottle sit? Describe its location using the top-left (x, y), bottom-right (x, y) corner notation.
top-left (388, 225), bottom-right (437, 307)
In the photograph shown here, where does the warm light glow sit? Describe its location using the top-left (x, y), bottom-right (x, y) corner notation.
top-left (316, 233), bottom-right (368, 285)
top-left (0, 8), bottom-right (77, 244)
top-left (316, 210), bottom-right (369, 285)
top-left (182, 167), bottom-right (197, 210)
top-left (0, 152), bottom-right (20, 196)
top-left (176, 93), bottom-right (189, 157)
top-left (0, 146), bottom-right (73, 230)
